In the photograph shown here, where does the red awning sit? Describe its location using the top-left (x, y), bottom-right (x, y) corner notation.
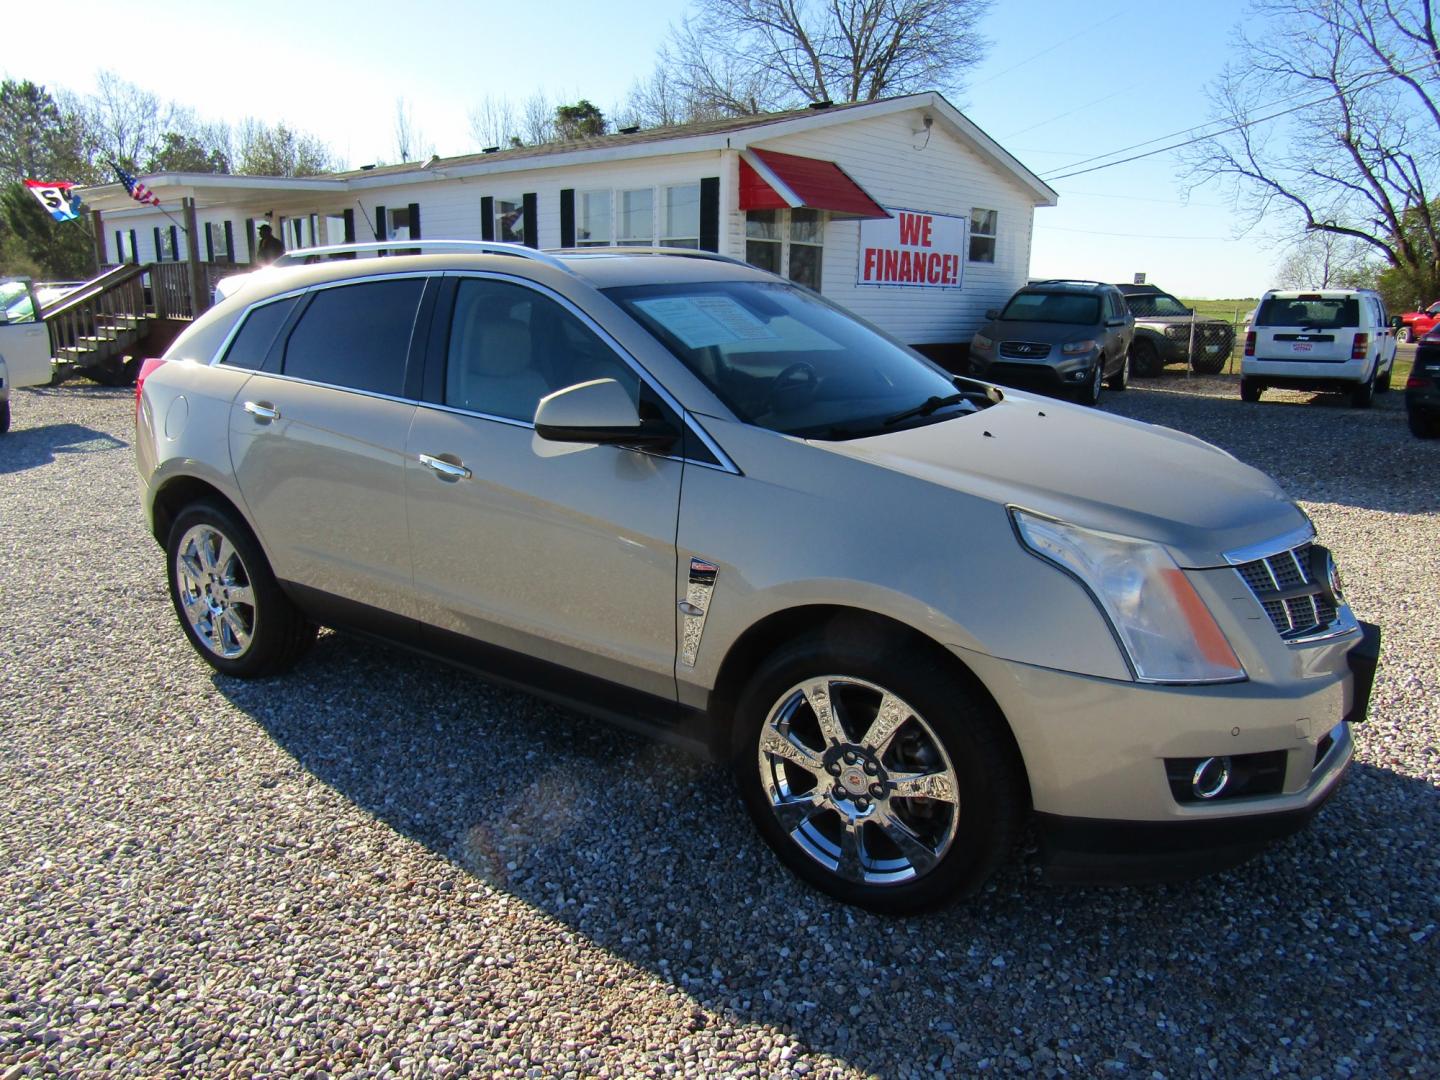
top-left (738, 149), bottom-right (890, 219)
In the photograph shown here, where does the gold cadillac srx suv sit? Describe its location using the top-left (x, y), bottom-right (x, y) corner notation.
top-left (135, 243), bottom-right (1381, 912)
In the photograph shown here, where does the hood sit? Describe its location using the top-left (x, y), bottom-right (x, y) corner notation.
top-left (813, 392), bottom-right (1306, 567)
top-left (1133, 313), bottom-right (1228, 328)
top-left (984, 319), bottom-right (1096, 347)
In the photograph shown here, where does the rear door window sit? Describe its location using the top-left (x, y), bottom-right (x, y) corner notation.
top-left (282, 278), bottom-right (425, 395)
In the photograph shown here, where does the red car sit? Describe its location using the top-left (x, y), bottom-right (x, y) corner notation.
top-left (1398, 301), bottom-right (1440, 342)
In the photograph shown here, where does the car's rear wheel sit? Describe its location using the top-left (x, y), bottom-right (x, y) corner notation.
top-left (1129, 339), bottom-right (1160, 378)
top-left (166, 502), bottom-right (316, 677)
top-left (735, 629), bottom-right (1024, 913)
top-left (1376, 362), bottom-right (1392, 393)
top-left (1106, 350), bottom-right (1129, 391)
top-left (1398, 326), bottom-right (1412, 344)
top-left (1351, 366), bottom-right (1376, 408)
top-left (0, 400), bottom-right (9, 434)
top-left (1409, 408), bottom-right (1440, 438)
top-left (1240, 377), bottom-right (1263, 402)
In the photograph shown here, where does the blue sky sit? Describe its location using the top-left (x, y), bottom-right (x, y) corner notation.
top-left (4, 0), bottom-right (1277, 297)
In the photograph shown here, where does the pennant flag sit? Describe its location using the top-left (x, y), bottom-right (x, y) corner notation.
top-left (24, 179), bottom-right (82, 222)
top-left (111, 163), bottom-right (161, 208)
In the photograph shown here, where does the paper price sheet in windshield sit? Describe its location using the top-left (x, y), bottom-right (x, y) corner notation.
top-left (633, 296), bottom-right (779, 350)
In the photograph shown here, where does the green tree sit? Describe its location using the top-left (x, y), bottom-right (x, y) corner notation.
top-left (0, 79), bottom-right (90, 184)
top-left (554, 100), bottom-right (607, 140)
top-left (234, 119), bottom-right (337, 176)
top-left (147, 131), bottom-right (229, 174)
top-left (0, 184), bottom-right (94, 278)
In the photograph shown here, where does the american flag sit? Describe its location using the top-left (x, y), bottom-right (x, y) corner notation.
top-left (112, 163), bottom-right (161, 207)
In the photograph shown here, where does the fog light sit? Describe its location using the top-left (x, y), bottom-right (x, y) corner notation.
top-left (1191, 756), bottom-right (1232, 799)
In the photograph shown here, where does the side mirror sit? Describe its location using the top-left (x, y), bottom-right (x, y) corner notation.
top-left (984, 308), bottom-right (999, 321)
top-left (1390, 315), bottom-right (1403, 328)
top-left (534, 378), bottom-right (678, 450)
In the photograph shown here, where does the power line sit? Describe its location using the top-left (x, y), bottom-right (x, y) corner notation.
top-left (1036, 224), bottom-right (1240, 241)
top-left (967, 10), bottom-right (1126, 89)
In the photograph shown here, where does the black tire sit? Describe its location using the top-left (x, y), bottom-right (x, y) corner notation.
top-left (734, 624), bottom-right (1025, 913)
top-left (1192, 350), bottom-right (1228, 375)
top-left (1398, 326), bottom-right (1412, 344)
top-left (0, 399), bottom-right (9, 434)
top-left (1409, 408), bottom-right (1440, 438)
top-left (166, 501), bottom-right (316, 678)
top-left (1106, 349), bottom-right (1129, 391)
top-left (1240, 377), bottom-right (1263, 402)
top-left (1351, 366), bottom-right (1376, 408)
top-left (1376, 362), bottom-right (1392, 393)
top-left (1074, 358), bottom-right (1103, 406)
top-left (1129, 338), bottom-right (1161, 378)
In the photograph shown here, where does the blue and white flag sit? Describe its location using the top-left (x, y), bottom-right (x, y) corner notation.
top-left (24, 179), bottom-right (82, 222)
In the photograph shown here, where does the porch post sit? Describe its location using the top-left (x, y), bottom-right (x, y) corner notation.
top-left (90, 209), bottom-right (106, 272)
top-left (183, 197), bottom-right (205, 316)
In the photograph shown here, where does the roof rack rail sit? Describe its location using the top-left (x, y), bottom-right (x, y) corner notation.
top-left (279, 239), bottom-right (574, 273)
top-left (1028, 278), bottom-right (1110, 287)
top-left (550, 245), bottom-right (753, 269)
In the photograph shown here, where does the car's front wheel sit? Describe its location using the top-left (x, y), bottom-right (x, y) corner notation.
top-left (0, 400), bottom-right (10, 434)
top-left (1129, 339), bottom-right (1161, 378)
top-left (1075, 358), bottom-right (1104, 406)
top-left (166, 502), bottom-right (316, 677)
top-left (1398, 326), bottom-right (1412, 344)
top-left (1106, 350), bottom-right (1129, 391)
top-left (735, 628), bottom-right (1024, 913)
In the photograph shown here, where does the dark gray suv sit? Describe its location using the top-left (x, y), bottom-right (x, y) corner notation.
top-left (967, 280), bottom-right (1133, 405)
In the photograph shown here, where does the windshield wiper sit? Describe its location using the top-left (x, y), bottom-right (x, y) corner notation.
top-left (882, 392), bottom-right (970, 427)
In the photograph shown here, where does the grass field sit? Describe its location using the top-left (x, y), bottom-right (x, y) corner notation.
top-left (1175, 297), bottom-right (1412, 386)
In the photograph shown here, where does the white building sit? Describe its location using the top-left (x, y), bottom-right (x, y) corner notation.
top-left (82, 92), bottom-right (1056, 364)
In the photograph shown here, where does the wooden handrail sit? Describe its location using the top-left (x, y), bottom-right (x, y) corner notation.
top-left (39, 263), bottom-right (147, 320)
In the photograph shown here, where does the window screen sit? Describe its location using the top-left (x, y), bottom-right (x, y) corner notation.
top-left (221, 296), bottom-right (299, 370)
top-left (445, 278), bottom-right (637, 421)
top-left (282, 279), bottom-right (424, 395)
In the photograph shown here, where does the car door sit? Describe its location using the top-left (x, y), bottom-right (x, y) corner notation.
top-left (404, 274), bottom-right (683, 702)
top-left (228, 274), bottom-right (433, 632)
top-left (0, 279), bottom-right (53, 390)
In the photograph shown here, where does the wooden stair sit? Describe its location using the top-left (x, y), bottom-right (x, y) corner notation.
top-left (41, 265), bottom-right (157, 385)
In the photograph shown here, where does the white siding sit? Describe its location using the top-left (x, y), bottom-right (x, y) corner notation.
top-left (753, 109), bottom-right (1042, 344)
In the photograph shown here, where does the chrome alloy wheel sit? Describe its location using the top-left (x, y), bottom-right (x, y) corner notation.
top-left (756, 676), bottom-right (960, 885)
top-left (174, 524), bottom-right (256, 659)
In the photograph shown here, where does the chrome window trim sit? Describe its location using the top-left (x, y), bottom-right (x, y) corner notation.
top-left (233, 368), bottom-right (421, 408)
top-left (1221, 524), bottom-right (1317, 566)
top-left (440, 270), bottom-right (741, 475)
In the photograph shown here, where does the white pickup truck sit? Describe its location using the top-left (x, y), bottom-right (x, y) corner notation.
top-left (0, 278), bottom-right (54, 433)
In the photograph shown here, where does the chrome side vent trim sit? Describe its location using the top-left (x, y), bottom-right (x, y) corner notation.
top-left (679, 558), bottom-right (718, 668)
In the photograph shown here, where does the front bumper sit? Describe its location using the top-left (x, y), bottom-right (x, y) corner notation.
top-left (969, 351), bottom-right (1094, 391)
top-left (954, 621), bottom-right (1380, 883)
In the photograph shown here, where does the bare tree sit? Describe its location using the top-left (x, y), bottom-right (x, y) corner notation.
top-left (235, 118), bottom-right (338, 176)
top-left (666, 0), bottom-right (992, 115)
top-left (394, 97), bottom-right (429, 162)
top-left (520, 90), bottom-right (555, 145)
top-left (468, 94), bottom-right (520, 148)
top-left (1275, 230), bottom-right (1379, 288)
top-left (1187, 1), bottom-right (1440, 302)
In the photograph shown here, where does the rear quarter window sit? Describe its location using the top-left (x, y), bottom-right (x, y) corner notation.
top-left (219, 297), bottom-right (299, 369)
top-left (281, 278), bottom-right (424, 395)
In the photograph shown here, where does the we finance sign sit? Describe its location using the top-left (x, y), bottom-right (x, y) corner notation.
top-left (858, 209), bottom-right (966, 289)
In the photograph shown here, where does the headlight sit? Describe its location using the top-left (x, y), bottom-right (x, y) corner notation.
top-left (972, 333), bottom-right (993, 350)
top-left (1061, 339), bottom-right (1098, 355)
top-left (1011, 508), bottom-right (1245, 684)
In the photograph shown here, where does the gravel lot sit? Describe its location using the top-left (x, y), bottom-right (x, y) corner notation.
top-left (2, 373), bottom-right (1437, 1079)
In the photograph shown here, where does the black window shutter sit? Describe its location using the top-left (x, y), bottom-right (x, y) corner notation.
top-left (205, 222), bottom-right (215, 262)
top-left (114, 229), bottom-right (122, 263)
top-left (169, 225), bottom-right (179, 260)
top-left (480, 196), bottom-right (494, 241)
top-left (153, 226), bottom-right (162, 261)
top-left (408, 202), bottom-right (421, 240)
top-left (522, 192), bottom-right (538, 248)
top-left (375, 205), bottom-right (387, 241)
top-left (342, 208), bottom-right (355, 243)
top-left (245, 219), bottom-right (256, 261)
top-left (700, 177), bottom-right (720, 252)
top-left (560, 189), bottom-right (575, 247)
top-left (129, 230), bottom-right (138, 264)
top-left (223, 220), bottom-right (235, 261)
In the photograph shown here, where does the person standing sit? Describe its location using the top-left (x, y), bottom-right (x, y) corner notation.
top-left (255, 223), bottom-right (285, 264)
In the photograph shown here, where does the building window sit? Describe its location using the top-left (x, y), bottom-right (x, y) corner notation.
top-left (745, 208), bottom-right (824, 290)
top-left (387, 206), bottom-right (413, 243)
top-left (661, 183), bottom-right (701, 248)
top-left (618, 188), bottom-right (654, 246)
top-left (969, 209), bottom-right (997, 263)
top-left (578, 190), bottom-right (611, 246)
top-left (495, 197), bottom-right (525, 243)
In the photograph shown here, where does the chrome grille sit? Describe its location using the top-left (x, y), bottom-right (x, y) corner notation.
top-left (1233, 542), bottom-right (1337, 638)
top-left (999, 341), bottom-right (1052, 359)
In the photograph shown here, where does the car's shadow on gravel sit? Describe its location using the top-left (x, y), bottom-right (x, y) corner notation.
top-left (0, 419), bottom-right (129, 474)
top-left (217, 631), bottom-right (1440, 1077)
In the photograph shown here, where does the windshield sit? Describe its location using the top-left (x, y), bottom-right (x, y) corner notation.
top-left (1256, 296), bottom-right (1359, 329)
top-left (606, 280), bottom-right (967, 438)
top-left (0, 280), bottom-right (35, 323)
top-left (1124, 292), bottom-right (1190, 317)
top-left (999, 291), bottom-right (1100, 324)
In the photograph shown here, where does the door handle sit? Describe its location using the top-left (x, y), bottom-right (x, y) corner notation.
top-left (419, 453), bottom-right (472, 480)
top-left (243, 400), bottom-right (280, 421)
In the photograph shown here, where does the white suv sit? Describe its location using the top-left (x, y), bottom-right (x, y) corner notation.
top-left (1241, 288), bottom-right (1397, 407)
